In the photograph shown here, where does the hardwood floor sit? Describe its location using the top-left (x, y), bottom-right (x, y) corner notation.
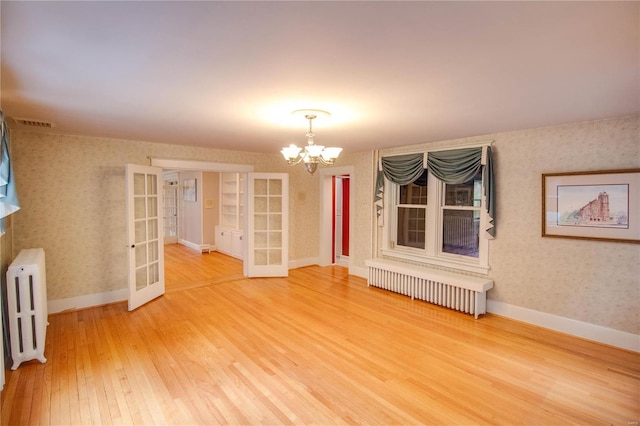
top-left (164, 243), bottom-right (244, 292)
top-left (2, 251), bottom-right (639, 425)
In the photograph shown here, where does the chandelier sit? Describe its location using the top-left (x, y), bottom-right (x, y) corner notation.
top-left (281, 109), bottom-right (342, 174)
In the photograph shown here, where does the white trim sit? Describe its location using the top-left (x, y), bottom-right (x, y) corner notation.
top-left (178, 239), bottom-right (208, 253)
top-left (488, 300), bottom-right (640, 353)
top-left (350, 265), bottom-right (368, 279)
top-left (150, 158), bottom-right (254, 172)
top-left (288, 257), bottom-right (319, 269)
top-left (48, 289), bottom-right (128, 314)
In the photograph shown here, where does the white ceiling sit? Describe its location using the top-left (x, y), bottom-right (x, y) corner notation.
top-left (1, 1), bottom-right (638, 155)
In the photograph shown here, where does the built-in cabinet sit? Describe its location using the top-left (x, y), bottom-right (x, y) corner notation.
top-left (215, 226), bottom-right (243, 259)
top-left (215, 172), bottom-right (244, 259)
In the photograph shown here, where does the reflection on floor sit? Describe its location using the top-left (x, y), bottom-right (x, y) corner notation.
top-left (164, 243), bottom-right (244, 293)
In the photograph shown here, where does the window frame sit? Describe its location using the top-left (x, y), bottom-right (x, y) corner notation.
top-left (380, 149), bottom-right (490, 275)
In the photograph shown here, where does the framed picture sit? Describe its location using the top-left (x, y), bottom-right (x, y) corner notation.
top-left (183, 178), bottom-right (197, 202)
top-left (542, 169), bottom-right (640, 244)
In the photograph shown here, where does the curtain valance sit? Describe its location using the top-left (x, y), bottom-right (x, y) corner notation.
top-left (375, 153), bottom-right (426, 225)
top-left (427, 147), bottom-right (495, 238)
top-left (380, 153), bottom-right (425, 185)
top-left (375, 146), bottom-right (495, 238)
top-left (427, 148), bottom-right (482, 184)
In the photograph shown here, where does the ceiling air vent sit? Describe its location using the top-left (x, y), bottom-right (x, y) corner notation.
top-left (13, 118), bottom-right (55, 128)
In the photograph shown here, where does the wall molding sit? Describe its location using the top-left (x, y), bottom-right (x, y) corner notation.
top-left (48, 289), bottom-right (128, 314)
top-left (178, 239), bottom-right (210, 253)
top-left (350, 265), bottom-right (368, 280)
top-left (288, 257), bottom-right (319, 269)
top-left (487, 300), bottom-right (639, 353)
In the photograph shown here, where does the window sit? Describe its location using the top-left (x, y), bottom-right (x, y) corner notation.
top-left (396, 170), bottom-right (427, 249)
top-left (442, 170), bottom-right (482, 258)
top-left (382, 155), bottom-right (490, 274)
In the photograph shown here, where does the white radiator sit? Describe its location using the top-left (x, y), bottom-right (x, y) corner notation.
top-left (6, 248), bottom-right (48, 370)
top-left (365, 258), bottom-right (493, 319)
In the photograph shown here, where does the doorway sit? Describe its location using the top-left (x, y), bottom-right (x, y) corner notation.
top-left (319, 166), bottom-right (354, 268)
top-left (333, 175), bottom-right (350, 266)
top-left (151, 159), bottom-right (254, 290)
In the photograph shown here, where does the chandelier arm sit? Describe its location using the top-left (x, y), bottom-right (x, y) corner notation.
top-left (318, 157), bottom-right (333, 166)
top-left (286, 156), bottom-right (305, 166)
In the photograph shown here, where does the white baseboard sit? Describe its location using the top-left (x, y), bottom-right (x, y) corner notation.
top-left (488, 300), bottom-right (639, 353)
top-left (178, 239), bottom-right (211, 253)
top-left (48, 289), bottom-right (128, 314)
top-left (350, 265), bottom-right (368, 279)
top-left (288, 257), bottom-right (319, 269)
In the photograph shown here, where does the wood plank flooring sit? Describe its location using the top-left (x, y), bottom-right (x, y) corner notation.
top-left (164, 243), bottom-right (244, 292)
top-left (2, 246), bottom-right (639, 425)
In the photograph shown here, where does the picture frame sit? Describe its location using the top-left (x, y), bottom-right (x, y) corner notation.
top-left (542, 169), bottom-right (640, 244)
top-left (183, 178), bottom-right (197, 202)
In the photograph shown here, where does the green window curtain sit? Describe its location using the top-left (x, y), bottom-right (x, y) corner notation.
top-left (0, 112), bottom-right (20, 233)
top-left (375, 153), bottom-right (426, 226)
top-left (427, 147), bottom-right (495, 238)
top-left (484, 148), bottom-right (495, 238)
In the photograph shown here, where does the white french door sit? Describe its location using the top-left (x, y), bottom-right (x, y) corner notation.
top-left (245, 173), bottom-right (289, 277)
top-left (126, 164), bottom-right (165, 311)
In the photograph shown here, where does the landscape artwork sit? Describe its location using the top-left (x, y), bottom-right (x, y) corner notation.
top-left (557, 184), bottom-right (629, 229)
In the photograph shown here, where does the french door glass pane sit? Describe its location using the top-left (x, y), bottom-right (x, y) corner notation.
top-left (134, 198), bottom-right (146, 220)
top-left (269, 232), bottom-right (282, 247)
top-left (268, 179), bottom-right (282, 195)
top-left (148, 241), bottom-right (159, 262)
top-left (136, 267), bottom-right (147, 290)
top-left (255, 197), bottom-right (268, 213)
top-left (268, 249), bottom-right (282, 265)
top-left (135, 220), bottom-right (146, 244)
top-left (148, 262), bottom-right (159, 283)
top-left (254, 179), bottom-right (267, 196)
top-left (269, 214), bottom-right (282, 230)
top-left (146, 174), bottom-right (157, 195)
top-left (255, 249), bottom-right (268, 265)
top-left (148, 219), bottom-right (158, 240)
top-left (135, 244), bottom-right (147, 268)
top-left (134, 173), bottom-right (145, 196)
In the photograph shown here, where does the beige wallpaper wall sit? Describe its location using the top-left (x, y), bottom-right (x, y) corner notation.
top-left (202, 172), bottom-right (219, 246)
top-left (9, 114), bottom-right (640, 336)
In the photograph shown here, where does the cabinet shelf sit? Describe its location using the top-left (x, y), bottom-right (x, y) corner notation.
top-left (219, 172), bottom-right (244, 231)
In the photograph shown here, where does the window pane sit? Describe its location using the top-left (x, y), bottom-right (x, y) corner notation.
top-left (399, 170), bottom-right (428, 205)
top-left (442, 210), bottom-right (479, 257)
top-left (445, 170), bottom-right (482, 207)
top-left (397, 207), bottom-right (426, 249)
